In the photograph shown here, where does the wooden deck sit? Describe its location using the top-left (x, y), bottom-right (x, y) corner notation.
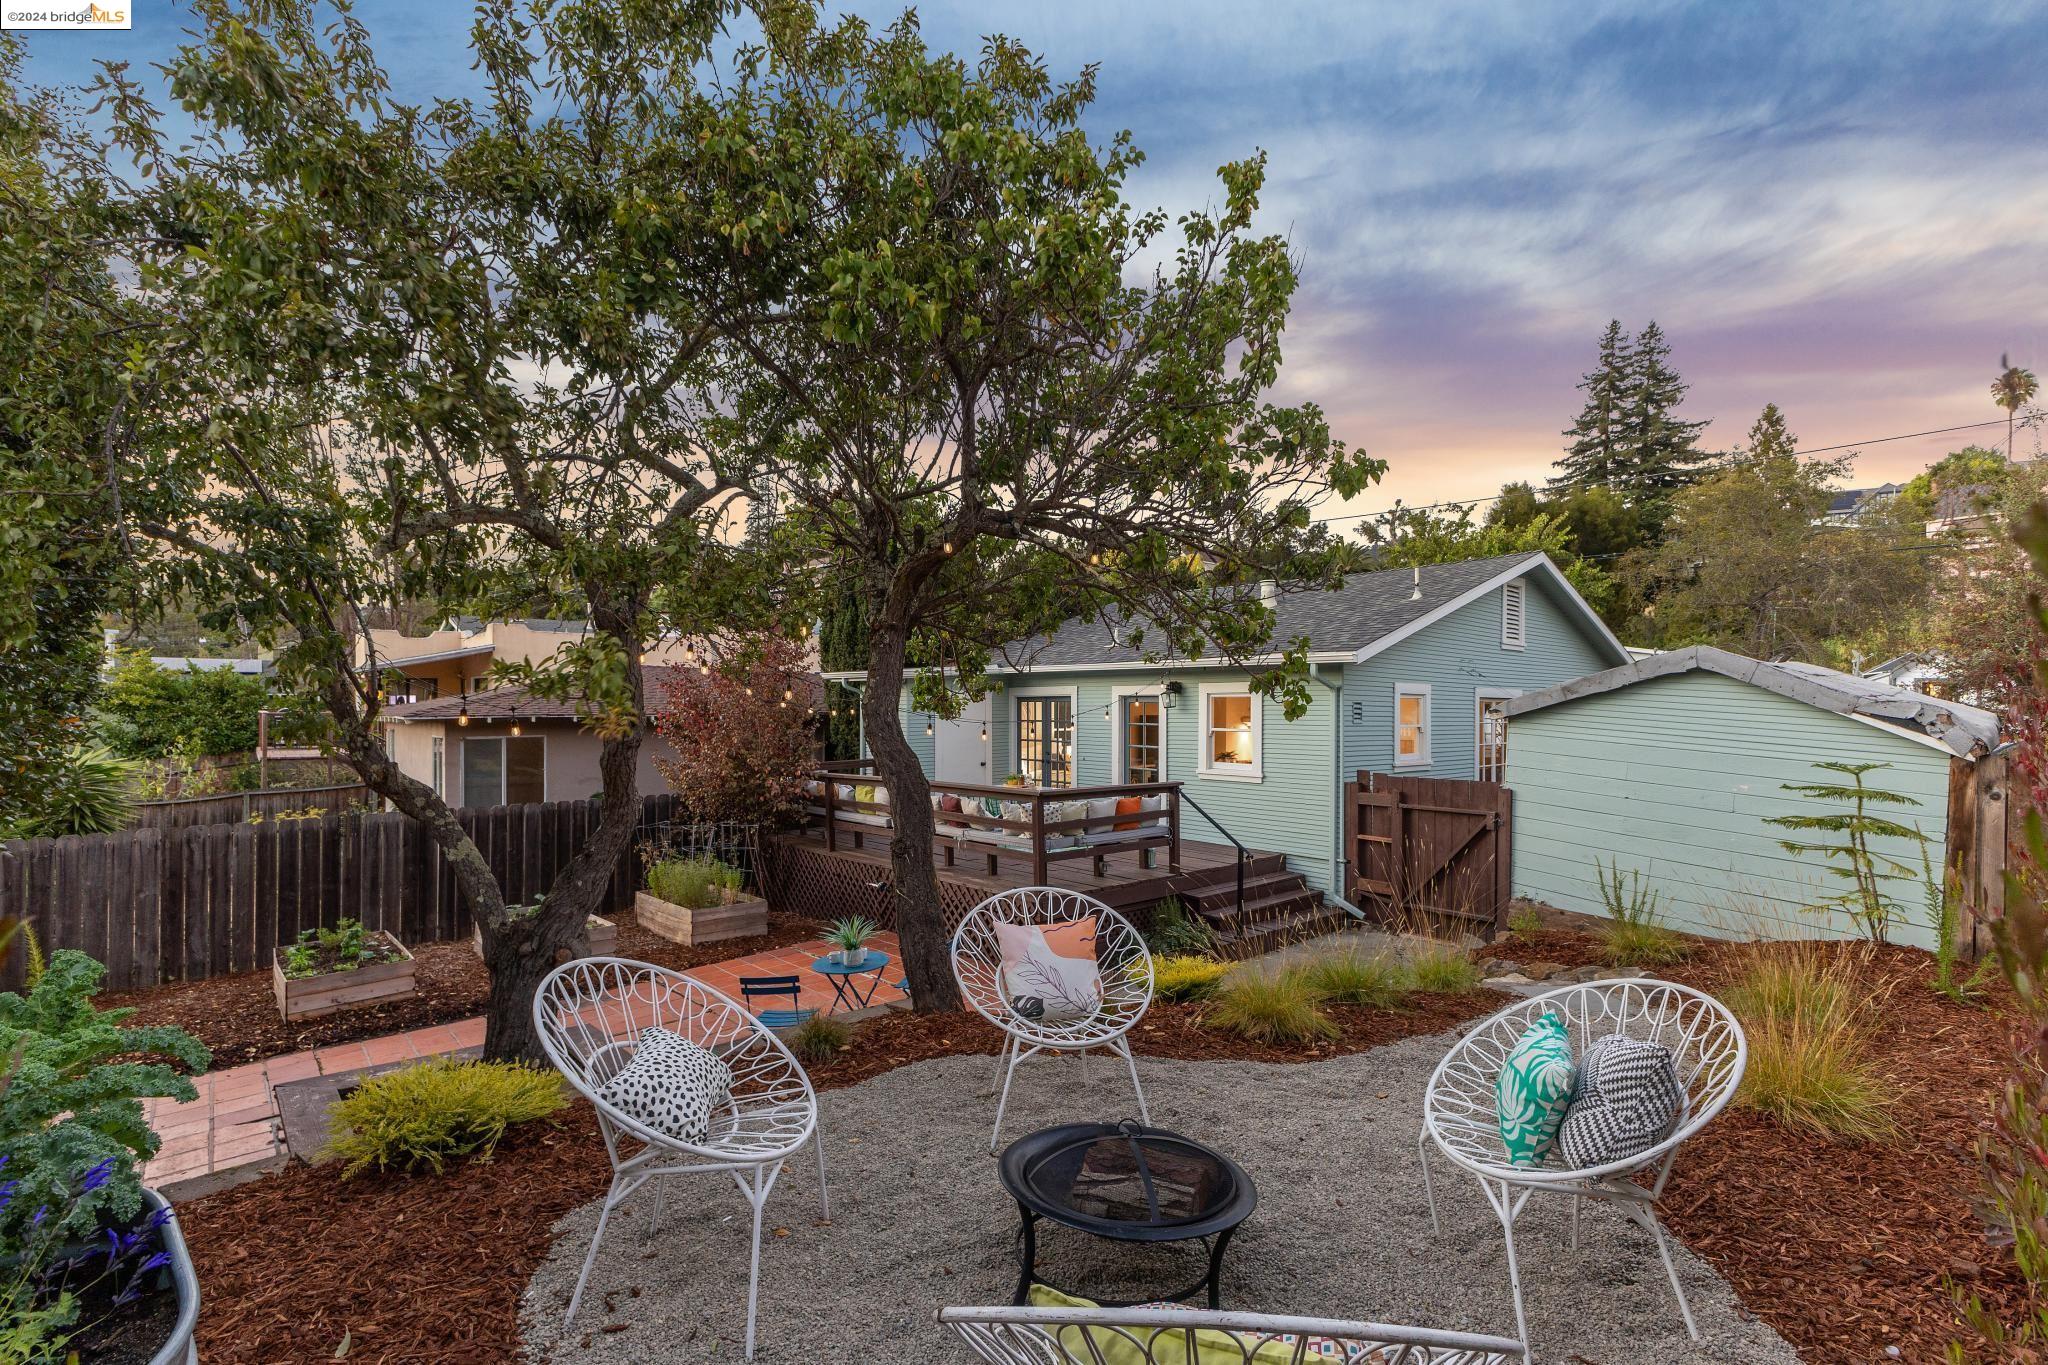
top-left (761, 825), bottom-right (1287, 927)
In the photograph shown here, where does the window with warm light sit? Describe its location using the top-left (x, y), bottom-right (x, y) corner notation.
top-left (1395, 684), bottom-right (1430, 767)
top-left (1200, 689), bottom-right (1261, 779)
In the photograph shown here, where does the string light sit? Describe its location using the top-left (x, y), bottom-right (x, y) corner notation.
top-left (510, 722), bottom-right (523, 737)
top-left (924, 717), bottom-right (934, 737)
top-left (783, 687), bottom-right (794, 702)
top-left (699, 662), bottom-right (710, 675)
top-left (456, 699), bottom-right (470, 728)
top-left (942, 540), bottom-right (954, 555)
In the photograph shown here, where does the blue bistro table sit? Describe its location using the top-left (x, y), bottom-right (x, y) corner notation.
top-left (810, 948), bottom-right (893, 1013)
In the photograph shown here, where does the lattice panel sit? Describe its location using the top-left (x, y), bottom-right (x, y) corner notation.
top-left (760, 836), bottom-right (988, 934)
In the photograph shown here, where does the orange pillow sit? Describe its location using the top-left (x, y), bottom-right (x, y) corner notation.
top-left (1114, 795), bottom-right (1143, 831)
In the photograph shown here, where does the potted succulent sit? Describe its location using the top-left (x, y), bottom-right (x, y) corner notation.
top-left (826, 914), bottom-right (877, 966)
top-left (273, 917), bottom-right (416, 1022)
top-left (636, 854), bottom-right (767, 946)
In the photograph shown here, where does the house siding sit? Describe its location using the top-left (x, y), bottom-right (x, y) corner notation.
top-left (1341, 576), bottom-right (1616, 781)
top-left (1505, 670), bottom-right (1953, 950)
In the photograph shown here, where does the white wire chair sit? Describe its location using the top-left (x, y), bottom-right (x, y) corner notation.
top-left (951, 887), bottom-right (1155, 1151)
top-left (1418, 978), bottom-right (1746, 1349)
top-left (939, 1305), bottom-right (1527, 1364)
top-left (533, 957), bottom-right (828, 1361)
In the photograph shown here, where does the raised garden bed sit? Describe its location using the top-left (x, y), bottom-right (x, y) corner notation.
top-left (634, 887), bottom-right (768, 946)
top-left (469, 914), bottom-right (618, 963)
top-left (273, 931), bottom-right (416, 1022)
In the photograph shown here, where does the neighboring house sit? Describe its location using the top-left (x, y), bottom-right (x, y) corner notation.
top-left (377, 667), bottom-right (688, 807)
top-left (1820, 482), bottom-right (1900, 525)
top-left (354, 617), bottom-right (700, 701)
top-left (834, 552), bottom-right (1629, 899)
top-left (1861, 652), bottom-right (1950, 696)
top-left (1503, 645), bottom-right (2003, 952)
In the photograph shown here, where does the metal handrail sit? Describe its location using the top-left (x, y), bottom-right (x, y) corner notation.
top-left (1174, 789), bottom-right (1246, 921)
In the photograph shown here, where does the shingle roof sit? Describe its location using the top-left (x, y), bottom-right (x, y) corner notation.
top-left (1504, 645), bottom-right (2002, 758)
top-left (380, 665), bottom-right (824, 723)
top-left (991, 552), bottom-right (1554, 670)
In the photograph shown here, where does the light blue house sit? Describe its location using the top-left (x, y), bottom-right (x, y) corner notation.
top-left (840, 552), bottom-right (1628, 905)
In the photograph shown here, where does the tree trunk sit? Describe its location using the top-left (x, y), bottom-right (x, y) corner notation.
top-left (864, 620), bottom-right (963, 1012)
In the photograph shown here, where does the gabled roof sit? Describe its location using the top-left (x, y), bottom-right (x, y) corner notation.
top-left (1503, 644), bottom-right (2001, 758)
top-left (980, 552), bottom-right (1627, 674)
top-left (379, 665), bottom-right (824, 724)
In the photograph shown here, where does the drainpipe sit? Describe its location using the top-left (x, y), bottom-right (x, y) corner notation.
top-left (1310, 663), bottom-right (1367, 920)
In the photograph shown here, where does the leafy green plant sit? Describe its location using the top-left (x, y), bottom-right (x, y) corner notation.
top-left (1592, 858), bottom-right (1689, 967)
top-left (1404, 942), bottom-right (1483, 994)
top-left (325, 1058), bottom-right (565, 1177)
top-left (281, 918), bottom-right (396, 979)
top-left (1203, 968), bottom-right (1338, 1044)
top-left (1505, 905), bottom-right (1545, 937)
top-left (0, 950), bottom-right (208, 1241)
top-left (645, 855), bottom-right (744, 910)
top-left (1723, 943), bottom-right (1896, 1142)
top-left (1765, 761), bottom-right (1929, 943)
top-left (1143, 899), bottom-right (1218, 959)
top-left (826, 915), bottom-right (877, 955)
top-left (0, 746), bottom-right (135, 839)
top-left (0, 1163), bottom-right (181, 1365)
top-left (1922, 843), bottom-right (1991, 1004)
top-left (1300, 947), bottom-right (1407, 1008)
top-left (1149, 954), bottom-right (1234, 1002)
top-left (787, 1014), bottom-right (852, 1066)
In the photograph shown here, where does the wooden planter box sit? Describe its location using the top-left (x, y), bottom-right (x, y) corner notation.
top-left (470, 914), bottom-right (619, 963)
top-left (635, 889), bottom-right (768, 946)
top-left (274, 932), bottom-right (416, 1022)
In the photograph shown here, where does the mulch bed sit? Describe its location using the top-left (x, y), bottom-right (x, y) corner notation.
top-left (1477, 925), bottom-right (1614, 970)
top-left (175, 984), bottom-right (1502, 1363)
top-left (102, 909), bottom-right (825, 1068)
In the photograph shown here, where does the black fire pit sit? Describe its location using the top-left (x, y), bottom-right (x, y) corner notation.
top-left (998, 1119), bottom-right (1258, 1308)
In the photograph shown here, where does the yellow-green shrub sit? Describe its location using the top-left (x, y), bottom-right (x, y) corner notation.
top-left (1723, 943), bottom-right (1897, 1141)
top-left (326, 1058), bottom-right (567, 1177)
top-left (1150, 955), bottom-right (1233, 1002)
top-left (1204, 968), bottom-right (1338, 1044)
top-left (788, 1013), bottom-right (852, 1065)
top-left (1404, 943), bottom-right (1482, 994)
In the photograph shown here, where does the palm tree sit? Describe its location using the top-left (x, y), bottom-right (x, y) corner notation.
top-left (1992, 353), bottom-right (2040, 458)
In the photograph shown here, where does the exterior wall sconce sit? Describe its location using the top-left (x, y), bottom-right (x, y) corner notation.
top-left (1162, 681), bottom-right (1183, 709)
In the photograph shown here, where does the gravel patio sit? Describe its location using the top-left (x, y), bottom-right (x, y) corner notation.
top-left (520, 1029), bottom-right (1800, 1363)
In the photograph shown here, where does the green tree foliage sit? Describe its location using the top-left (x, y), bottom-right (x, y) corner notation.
top-left (97, 652), bottom-right (267, 759)
top-left (1554, 320), bottom-right (1632, 492)
top-left (1896, 445), bottom-right (2012, 523)
top-left (816, 582), bottom-right (868, 761)
top-left (0, 38), bottom-right (127, 838)
top-left (0, 951), bottom-right (208, 1242)
top-left (1621, 412), bottom-right (1935, 663)
top-left (1359, 501), bottom-right (1615, 612)
top-left (710, 15), bottom-right (1378, 1007)
top-left (1993, 353), bottom-right (2040, 459)
top-left (1930, 459), bottom-right (2048, 717)
top-left (1743, 401), bottom-right (1796, 462)
top-left (0, 746), bottom-right (135, 839)
top-left (1764, 760), bottom-right (1928, 943)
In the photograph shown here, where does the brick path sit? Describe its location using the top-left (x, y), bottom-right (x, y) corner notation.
top-left (142, 932), bottom-right (906, 1198)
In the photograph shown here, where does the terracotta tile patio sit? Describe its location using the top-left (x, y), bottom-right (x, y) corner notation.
top-left (141, 932), bottom-right (906, 1199)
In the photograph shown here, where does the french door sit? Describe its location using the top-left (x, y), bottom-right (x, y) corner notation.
top-left (1016, 695), bottom-right (1074, 787)
top-left (1120, 694), bottom-right (1162, 783)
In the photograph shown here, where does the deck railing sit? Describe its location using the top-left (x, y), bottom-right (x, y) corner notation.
top-left (805, 765), bottom-right (1182, 886)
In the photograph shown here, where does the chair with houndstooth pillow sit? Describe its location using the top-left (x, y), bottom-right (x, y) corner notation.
top-left (1418, 978), bottom-right (1745, 1349)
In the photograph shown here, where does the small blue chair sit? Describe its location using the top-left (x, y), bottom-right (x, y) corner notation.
top-left (739, 975), bottom-right (816, 1030)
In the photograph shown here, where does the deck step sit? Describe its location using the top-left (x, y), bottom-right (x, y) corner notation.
top-left (1192, 888), bottom-right (1320, 925)
top-left (1172, 861), bottom-right (1347, 960)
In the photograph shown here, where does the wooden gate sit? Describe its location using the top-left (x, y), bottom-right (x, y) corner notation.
top-left (1346, 770), bottom-right (1512, 940)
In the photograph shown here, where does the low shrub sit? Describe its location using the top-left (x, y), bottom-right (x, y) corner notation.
top-left (1300, 948), bottom-right (1407, 1008)
top-left (1150, 954), bottom-right (1234, 1002)
top-left (326, 1058), bottom-right (566, 1177)
top-left (0, 745), bottom-right (136, 838)
top-left (1144, 898), bottom-right (1217, 958)
top-left (282, 918), bottom-right (398, 979)
top-left (1505, 905), bottom-right (1545, 937)
top-left (1594, 858), bottom-right (1690, 967)
top-left (645, 855), bottom-right (744, 909)
top-left (1204, 968), bottom-right (1338, 1044)
top-left (1404, 942), bottom-right (1482, 994)
top-left (787, 1013), bottom-right (852, 1066)
top-left (1723, 943), bottom-right (1897, 1142)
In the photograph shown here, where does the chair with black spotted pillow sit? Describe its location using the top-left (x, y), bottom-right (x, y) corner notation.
top-left (1419, 978), bottom-right (1745, 1349)
top-left (535, 957), bottom-right (827, 1360)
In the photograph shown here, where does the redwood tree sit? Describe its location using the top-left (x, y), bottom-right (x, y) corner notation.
top-left (710, 16), bottom-right (1381, 1010)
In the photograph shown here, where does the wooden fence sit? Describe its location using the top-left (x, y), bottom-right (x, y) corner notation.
top-left (128, 782), bottom-right (375, 832)
top-left (0, 793), bottom-right (679, 991)
top-left (1346, 770), bottom-right (1513, 940)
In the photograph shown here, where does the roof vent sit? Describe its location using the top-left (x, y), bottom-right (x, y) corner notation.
top-left (1409, 567), bottom-right (1422, 602)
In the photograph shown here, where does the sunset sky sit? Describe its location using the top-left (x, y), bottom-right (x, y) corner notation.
top-left (18, 0), bottom-right (2047, 522)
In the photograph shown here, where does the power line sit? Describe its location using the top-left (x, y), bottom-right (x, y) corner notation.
top-left (1311, 417), bottom-right (2016, 527)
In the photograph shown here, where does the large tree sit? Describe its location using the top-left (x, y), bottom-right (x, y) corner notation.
top-left (54, 0), bottom-right (796, 1059)
top-left (709, 16), bottom-right (1379, 1009)
top-left (1552, 319), bottom-right (1632, 493)
top-left (1361, 501), bottom-right (1615, 612)
top-left (1623, 407), bottom-right (1935, 663)
top-left (1619, 320), bottom-right (1713, 512)
top-left (1994, 353), bottom-right (2040, 460)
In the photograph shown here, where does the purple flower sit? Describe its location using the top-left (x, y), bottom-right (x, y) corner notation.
top-left (30, 1204), bottom-right (47, 1229)
top-left (0, 1179), bottom-right (17, 1212)
top-left (139, 1251), bottom-right (169, 1273)
top-left (79, 1158), bottom-right (118, 1194)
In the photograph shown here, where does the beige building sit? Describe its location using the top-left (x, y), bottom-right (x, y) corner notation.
top-left (356, 617), bottom-right (701, 702)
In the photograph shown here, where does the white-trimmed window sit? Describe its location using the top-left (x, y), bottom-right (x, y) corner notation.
top-left (1501, 580), bottom-right (1527, 650)
top-left (1113, 688), bottom-right (1167, 784)
top-left (430, 734), bottom-right (446, 799)
top-left (1394, 683), bottom-right (1431, 768)
top-left (461, 734), bottom-right (545, 807)
top-left (1199, 687), bottom-right (1262, 780)
top-left (1474, 688), bottom-right (1520, 782)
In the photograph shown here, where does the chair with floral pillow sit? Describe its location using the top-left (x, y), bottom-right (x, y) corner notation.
top-left (950, 887), bottom-right (1154, 1150)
